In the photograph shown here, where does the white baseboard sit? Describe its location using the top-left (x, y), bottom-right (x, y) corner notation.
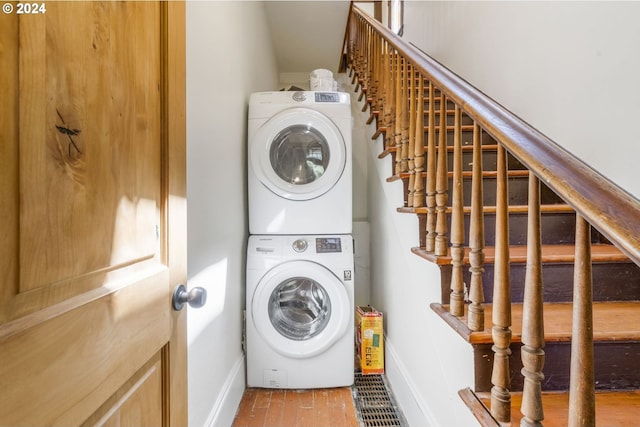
top-left (204, 355), bottom-right (246, 427)
top-left (384, 338), bottom-right (437, 427)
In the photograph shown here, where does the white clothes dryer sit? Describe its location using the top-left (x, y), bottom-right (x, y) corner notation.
top-left (248, 91), bottom-right (352, 235)
top-left (246, 234), bottom-right (354, 389)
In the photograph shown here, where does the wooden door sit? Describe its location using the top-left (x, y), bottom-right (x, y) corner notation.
top-left (0, 2), bottom-right (187, 426)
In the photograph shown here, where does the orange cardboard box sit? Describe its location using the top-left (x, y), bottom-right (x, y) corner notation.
top-left (356, 306), bottom-right (384, 375)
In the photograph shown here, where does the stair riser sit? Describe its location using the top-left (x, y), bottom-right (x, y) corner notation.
top-left (453, 177), bottom-right (563, 206)
top-left (408, 176), bottom-right (564, 208)
top-left (446, 212), bottom-right (585, 246)
top-left (401, 161), bottom-right (567, 208)
top-left (473, 341), bottom-right (640, 392)
top-left (419, 102), bottom-right (474, 127)
top-left (419, 127), bottom-right (494, 148)
top-left (443, 149), bottom-right (525, 172)
top-left (440, 262), bottom-right (640, 304)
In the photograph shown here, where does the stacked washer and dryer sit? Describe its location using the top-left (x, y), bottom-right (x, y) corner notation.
top-left (246, 90), bottom-right (354, 389)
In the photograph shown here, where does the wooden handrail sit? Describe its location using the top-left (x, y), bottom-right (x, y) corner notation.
top-left (347, 4), bottom-right (640, 266)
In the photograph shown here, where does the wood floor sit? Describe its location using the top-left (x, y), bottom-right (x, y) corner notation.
top-left (231, 387), bottom-right (359, 427)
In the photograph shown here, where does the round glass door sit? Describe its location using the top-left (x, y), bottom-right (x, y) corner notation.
top-left (269, 125), bottom-right (330, 186)
top-left (251, 108), bottom-right (346, 201)
top-left (252, 260), bottom-right (350, 359)
top-left (268, 276), bottom-right (331, 341)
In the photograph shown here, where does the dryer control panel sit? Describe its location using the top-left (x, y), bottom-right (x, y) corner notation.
top-left (315, 237), bottom-right (342, 253)
top-left (314, 92), bottom-right (341, 103)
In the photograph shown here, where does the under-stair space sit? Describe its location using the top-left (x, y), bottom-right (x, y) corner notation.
top-left (343, 5), bottom-right (640, 426)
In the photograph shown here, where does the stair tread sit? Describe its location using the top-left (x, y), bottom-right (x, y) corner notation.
top-left (412, 243), bottom-right (630, 265)
top-left (460, 388), bottom-right (640, 427)
top-left (431, 301), bottom-right (640, 344)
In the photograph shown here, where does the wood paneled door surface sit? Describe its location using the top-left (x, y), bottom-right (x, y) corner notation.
top-left (0, 2), bottom-right (187, 426)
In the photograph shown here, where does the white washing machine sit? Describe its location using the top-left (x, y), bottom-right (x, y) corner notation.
top-left (248, 91), bottom-right (352, 235)
top-left (246, 234), bottom-right (354, 389)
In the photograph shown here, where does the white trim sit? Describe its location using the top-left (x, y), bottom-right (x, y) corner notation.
top-left (204, 354), bottom-right (246, 427)
top-left (384, 337), bottom-right (438, 427)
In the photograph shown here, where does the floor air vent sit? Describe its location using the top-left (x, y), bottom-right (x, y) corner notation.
top-left (352, 374), bottom-right (407, 427)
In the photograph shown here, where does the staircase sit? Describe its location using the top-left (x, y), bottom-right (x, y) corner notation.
top-left (343, 5), bottom-right (640, 426)
top-left (387, 97), bottom-right (640, 426)
top-left (411, 132), bottom-right (640, 424)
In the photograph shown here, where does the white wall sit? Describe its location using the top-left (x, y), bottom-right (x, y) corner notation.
top-left (402, 1), bottom-right (640, 199)
top-left (265, 1), bottom-right (350, 77)
top-left (186, 2), bottom-right (278, 427)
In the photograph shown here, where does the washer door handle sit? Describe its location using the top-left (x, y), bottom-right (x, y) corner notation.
top-left (172, 284), bottom-right (207, 311)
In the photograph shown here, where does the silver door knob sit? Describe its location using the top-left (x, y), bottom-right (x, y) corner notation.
top-left (172, 284), bottom-right (207, 311)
